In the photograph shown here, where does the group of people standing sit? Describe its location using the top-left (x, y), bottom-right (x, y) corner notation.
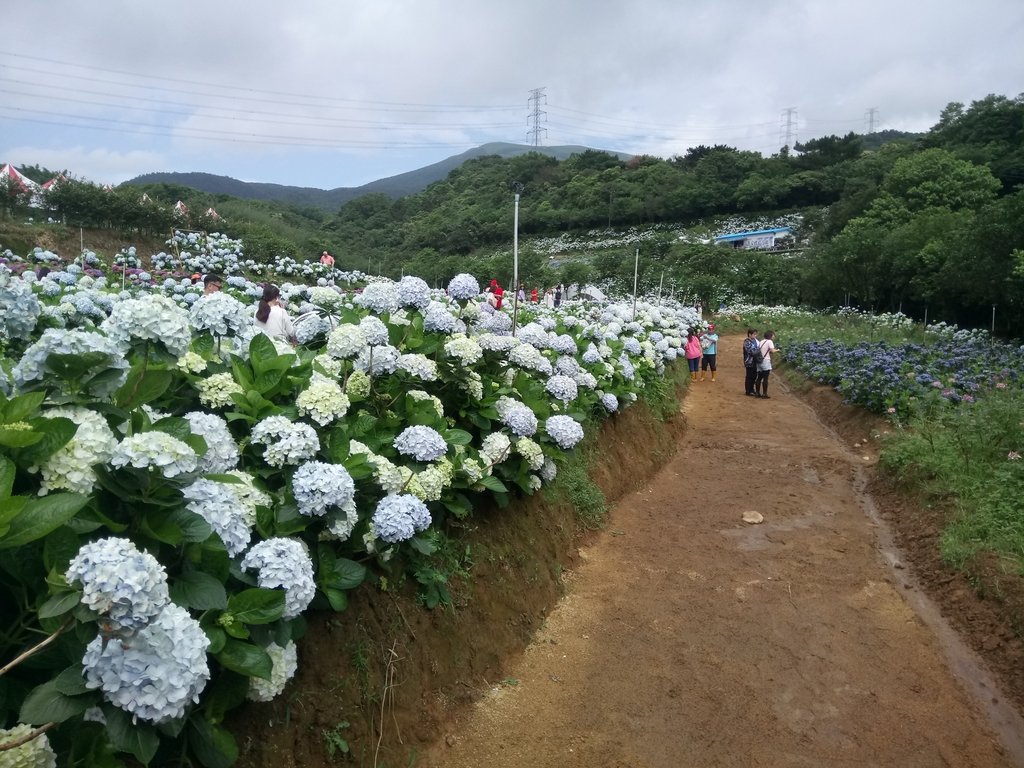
top-left (683, 324), bottom-right (719, 382)
top-left (682, 322), bottom-right (780, 399)
top-left (484, 280), bottom-right (565, 310)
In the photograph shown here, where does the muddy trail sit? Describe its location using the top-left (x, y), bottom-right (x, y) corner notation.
top-left (421, 335), bottom-right (1024, 768)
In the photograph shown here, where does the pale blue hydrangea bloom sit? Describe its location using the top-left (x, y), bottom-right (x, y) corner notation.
top-left (372, 494), bottom-right (431, 544)
top-left (240, 538), bottom-right (316, 619)
top-left (101, 294), bottom-right (192, 357)
top-left (0, 267), bottom-right (41, 339)
top-left (308, 286), bottom-right (343, 311)
top-left (189, 291), bottom-right (252, 337)
top-left (397, 353), bottom-right (439, 381)
top-left (66, 537), bottom-right (170, 632)
top-left (110, 432), bottom-right (198, 478)
top-left (496, 396), bottom-right (538, 437)
top-left (184, 411), bottom-right (239, 474)
top-left (394, 425), bottom-right (448, 462)
top-left (292, 461), bottom-right (356, 517)
top-left (182, 479), bottom-right (255, 557)
top-left (545, 415), bottom-right (585, 450)
top-left (582, 344), bottom-right (604, 365)
top-left (355, 281), bottom-right (400, 315)
top-left (354, 343), bottom-right (400, 376)
top-left (359, 315), bottom-right (389, 345)
top-left (476, 312), bottom-right (512, 334)
top-left (82, 602), bottom-right (210, 723)
top-left (13, 329), bottom-right (128, 395)
top-left (540, 456), bottom-right (558, 483)
top-left (516, 323), bottom-right (549, 348)
top-left (623, 337), bottom-right (643, 356)
top-left (0, 367), bottom-right (9, 397)
top-left (545, 374), bottom-right (578, 404)
top-left (295, 313), bottom-right (333, 344)
top-left (247, 640), bottom-right (299, 702)
top-left (250, 415), bottom-right (320, 467)
top-left (326, 323), bottom-right (368, 359)
top-left (477, 334), bottom-right (521, 353)
top-left (601, 393), bottom-right (619, 413)
top-left (397, 275), bottom-right (431, 309)
top-left (0, 723), bottom-right (58, 767)
top-left (618, 354), bottom-right (636, 381)
top-left (446, 273), bottom-right (480, 301)
top-left (422, 303), bottom-right (461, 334)
top-left (664, 347), bottom-right (678, 361)
top-left (550, 334), bottom-right (578, 356)
top-left (537, 317), bottom-right (557, 331)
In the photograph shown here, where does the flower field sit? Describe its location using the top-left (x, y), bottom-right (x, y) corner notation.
top-left (0, 232), bottom-right (696, 766)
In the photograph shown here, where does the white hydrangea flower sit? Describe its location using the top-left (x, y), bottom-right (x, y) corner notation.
top-left (345, 369), bottom-right (371, 399)
top-left (184, 411), bottom-right (239, 474)
top-left (601, 393), bottom-right (619, 413)
top-left (480, 433), bottom-right (512, 465)
top-left (82, 603), bottom-right (210, 723)
top-left (545, 415), bottom-right (585, 450)
top-left (527, 474), bottom-right (543, 492)
top-left (372, 494), bottom-right (431, 543)
top-left (408, 390), bottom-right (445, 418)
top-left (308, 286), bottom-right (343, 311)
top-left (296, 378), bottom-right (350, 426)
top-left (355, 281), bottom-right (400, 314)
top-left (477, 334), bottom-right (522, 353)
top-left (0, 723), bottom-right (57, 768)
top-left (540, 456), bottom-right (558, 483)
top-left (313, 353), bottom-right (343, 378)
top-left (326, 324), bottom-right (368, 359)
top-left (509, 343), bottom-right (553, 375)
top-left (196, 372), bottom-right (243, 409)
top-left (250, 416), bottom-right (320, 467)
top-left (393, 425), bottom-right (448, 462)
top-left (66, 537), bottom-right (170, 632)
top-left (240, 538), bottom-right (316, 619)
top-left (110, 432), bottom-right (198, 478)
top-left (350, 441), bottom-right (406, 494)
top-left (32, 407), bottom-right (116, 495)
top-left (102, 294), bottom-right (192, 357)
top-left (13, 329), bottom-right (128, 396)
top-left (397, 353), bottom-right (439, 381)
top-left (515, 438), bottom-right (545, 471)
top-left (247, 640), bottom-right (299, 702)
top-left (444, 334), bottom-right (483, 365)
top-left (189, 291), bottom-right (252, 337)
top-left (292, 461), bottom-right (356, 517)
top-left (459, 370), bottom-right (484, 401)
top-left (358, 315), bottom-right (389, 345)
top-left (177, 350), bottom-right (208, 374)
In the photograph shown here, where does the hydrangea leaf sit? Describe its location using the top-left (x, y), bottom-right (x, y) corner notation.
top-left (114, 366), bottom-right (173, 410)
top-left (188, 716), bottom-right (239, 768)
top-left (0, 493), bottom-right (89, 550)
top-left (38, 590), bottom-right (82, 620)
top-left (104, 705), bottom-right (160, 765)
top-left (19, 679), bottom-right (94, 724)
top-left (1, 391), bottom-right (46, 423)
top-left (0, 426), bottom-right (44, 448)
top-left (171, 571), bottom-right (228, 611)
top-left (216, 639), bottom-right (273, 680)
top-left (226, 588), bottom-right (286, 625)
top-left (0, 456), bottom-right (14, 499)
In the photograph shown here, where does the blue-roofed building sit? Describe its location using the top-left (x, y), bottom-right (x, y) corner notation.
top-left (713, 226), bottom-right (793, 250)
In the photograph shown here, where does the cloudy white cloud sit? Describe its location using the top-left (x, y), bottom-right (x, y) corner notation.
top-left (2, 0), bottom-right (1021, 188)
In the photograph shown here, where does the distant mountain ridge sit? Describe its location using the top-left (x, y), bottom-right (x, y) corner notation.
top-left (123, 142), bottom-right (631, 210)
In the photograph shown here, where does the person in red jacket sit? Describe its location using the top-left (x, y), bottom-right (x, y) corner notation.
top-left (530, 287), bottom-right (538, 303)
top-left (684, 328), bottom-right (703, 382)
top-left (490, 279), bottom-right (504, 309)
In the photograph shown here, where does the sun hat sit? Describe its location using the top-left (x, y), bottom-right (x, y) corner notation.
top-left (707, 323), bottom-right (715, 329)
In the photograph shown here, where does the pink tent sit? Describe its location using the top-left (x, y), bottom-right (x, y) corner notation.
top-left (0, 163), bottom-right (41, 194)
top-left (204, 207), bottom-right (221, 220)
top-left (173, 200), bottom-right (189, 216)
top-left (42, 174), bottom-right (67, 190)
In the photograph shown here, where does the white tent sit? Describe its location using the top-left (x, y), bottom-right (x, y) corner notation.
top-left (579, 284), bottom-right (607, 301)
top-left (0, 164), bottom-right (41, 194)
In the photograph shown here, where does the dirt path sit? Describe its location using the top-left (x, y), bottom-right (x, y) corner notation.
top-left (421, 335), bottom-right (1023, 768)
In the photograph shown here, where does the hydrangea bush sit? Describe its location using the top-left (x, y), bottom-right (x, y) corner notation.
top-left (0, 246), bottom-right (693, 767)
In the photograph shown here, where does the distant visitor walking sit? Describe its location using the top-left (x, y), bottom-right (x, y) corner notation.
top-left (700, 323), bottom-right (719, 382)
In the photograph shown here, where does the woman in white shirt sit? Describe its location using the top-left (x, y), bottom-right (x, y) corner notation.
top-left (753, 330), bottom-right (779, 399)
top-left (254, 284), bottom-right (296, 344)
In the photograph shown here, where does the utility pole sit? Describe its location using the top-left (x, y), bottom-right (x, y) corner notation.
top-left (527, 87), bottom-right (547, 147)
top-left (865, 107), bottom-right (879, 134)
top-left (780, 107), bottom-right (797, 149)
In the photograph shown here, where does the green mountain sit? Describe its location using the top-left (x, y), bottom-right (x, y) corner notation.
top-left (122, 142), bottom-right (631, 210)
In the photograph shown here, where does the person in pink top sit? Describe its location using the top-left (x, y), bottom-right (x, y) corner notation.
top-left (684, 328), bottom-right (703, 382)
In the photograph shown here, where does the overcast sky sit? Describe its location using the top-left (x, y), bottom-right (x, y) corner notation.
top-left (2, 1), bottom-right (1022, 189)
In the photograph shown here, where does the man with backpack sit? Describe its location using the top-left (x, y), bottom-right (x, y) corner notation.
top-left (742, 328), bottom-right (761, 396)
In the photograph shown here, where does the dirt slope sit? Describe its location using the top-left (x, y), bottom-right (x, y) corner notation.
top-left (420, 335), bottom-right (1023, 768)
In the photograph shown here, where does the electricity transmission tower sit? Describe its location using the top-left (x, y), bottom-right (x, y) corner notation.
top-left (527, 87), bottom-right (547, 146)
top-left (865, 107), bottom-right (879, 134)
top-left (779, 107), bottom-right (798, 149)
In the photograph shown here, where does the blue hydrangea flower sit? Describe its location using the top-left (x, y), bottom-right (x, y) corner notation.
top-left (372, 494), bottom-right (431, 544)
top-left (394, 426), bottom-right (448, 462)
top-left (240, 538), bottom-right (316, 619)
top-left (397, 275), bottom-right (432, 309)
top-left (182, 479), bottom-right (255, 557)
top-left (66, 537), bottom-right (170, 632)
top-left (545, 415), bottom-right (585, 450)
top-left (355, 281), bottom-right (400, 315)
top-left (13, 329), bottom-right (128, 396)
top-left (183, 411), bottom-right (239, 474)
top-left (496, 396), bottom-right (538, 437)
top-left (446, 273), bottom-right (480, 301)
top-left (545, 374), bottom-right (579, 404)
top-left (292, 461), bottom-right (356, 517)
